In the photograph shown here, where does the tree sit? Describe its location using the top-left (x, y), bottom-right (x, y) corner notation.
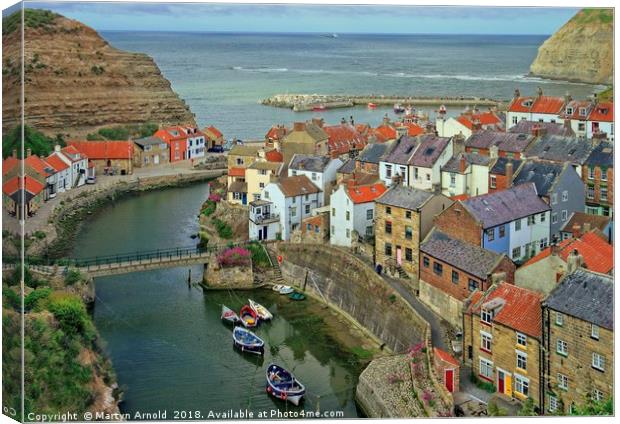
top-left (2, 125), bottom-right (62, 159)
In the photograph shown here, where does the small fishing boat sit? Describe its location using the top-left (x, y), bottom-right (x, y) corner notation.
top-left (367, 102), bottom-right (377, 109)
top-left (279, 286), bottom-right (294, 295)
top-left (265, 363), bottom-right (306, 405)
top-left (240, 304), bottom-right (259, 328)
top-left (312, 104), bottom-right (327, 111)
top-left (232, 327), bottom-right (265, 355)
top-left (221, 305), bottom-right (239, 324)
top-left (393, 103), bottom-right (405, 114)
top-left (288, 292), bottom-right (306, 301)
top-left (249, 299), bottom-right (273, 320)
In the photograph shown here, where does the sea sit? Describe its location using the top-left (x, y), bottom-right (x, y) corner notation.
top-left (102, 31), bottom-right (604, 140)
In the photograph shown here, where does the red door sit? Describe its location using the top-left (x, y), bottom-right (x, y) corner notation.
top-left (498, 370), bottom-right (505, 393)
top-left (445, 369), bottom-right (454, 393)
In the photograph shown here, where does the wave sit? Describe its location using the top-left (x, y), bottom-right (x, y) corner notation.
top-left (231, 66), bottom-right (288, 73)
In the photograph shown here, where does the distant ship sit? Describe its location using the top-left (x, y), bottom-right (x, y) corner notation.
top-left (321, 33), bottom-right (338, 39)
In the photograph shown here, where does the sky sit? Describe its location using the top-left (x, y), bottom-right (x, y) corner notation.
top-left (18, 2), bottom-right (580, 35)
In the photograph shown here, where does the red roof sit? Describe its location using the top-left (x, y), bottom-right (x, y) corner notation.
top-left (265, 149), bottom-right (283, 163)
top-left (154, 126), bottom-right (204, 142)
top-left (456, 112), bottom-right (502, 130)
top-left (304, 215), bottom-right (324, 227)
top-left (394, 121), bottom-right (425, 136)
top-left (508, 96), bottom-right (535, 113)
top-left (205, 125), bottom-right (223, 139)
top-left (433, 347), bottom-right (459, 367)
top-left (265, 126), bottom-right (289, 141)
top-left (3, 156), bottom-right (19, 176)
top-left (68, 141), bottom-right (133, 160)
top-left (228, 167), bottom-right (245, 177)
top-left (561, 100), bottom-right (593, 120)
top-left (523, 231), bottom-right (613, 274)
top-left (324, 124), bottom-right (368, 156)
top-left (530, 96), bottom-right (565, 114)
top-left (471, 282), bottom-right (543, 338)
top-left (45, 154), bottom-right (70, 172)
top-left (588, 101), bottom-right (614, 122)
top-left (450, 194), bottom-right (470, 201)
top-left (2, 175), bottom-right (45, 196)
top-left (347, 182), bottom-right (387, 204)
top-left (60, 145), bottom-right (85, 162)
top-left (24, 155), bottom-right (53, 177)
top-left (374, 124), bottom-right (397, 142)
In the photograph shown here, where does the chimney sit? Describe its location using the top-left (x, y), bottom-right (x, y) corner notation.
top-left (564, 92), bottom-right (572, 104)
top-left (459, 155), bottom-right (467, 173)
top-left (12, 149), bottom-right (17, 158)
top-left (537, 86), bottom-right (543, 97)
top-left (572, 224), bottom-right (582, 238)
top-left (472, 118), bottom-right (482, 131)
top-left (555, 267), bottom-right (565, 283)
top-left (566, 249), bottom-right (584, 273)
top-left (514, 88), bottom-right (521, 98)
top-left (54, 144), bottom-right (61, 152)
top-left (312, 118), bottom-right (324, 128)
top-left (505, 161), bottom-right (514, 183)
top-left (274, 140), bottom-right (281, 152)
top-left (391, 173), bottom-right (403, 186)
top-left (293, 122), bottom-right (306, 132)
top-left (26, 148), bottom-right (32, 157)
top-left (489, 144), bottom-right (499, 159)
top-left (583, 222), bottom-right (591, 233)
top-left (453, 134), bottom-right (465, 154)
top-left (532, 124), bottom-right (547, 138)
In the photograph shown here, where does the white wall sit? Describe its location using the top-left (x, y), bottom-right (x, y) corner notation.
top-left (379, 161), bottom-right (408, 187)
top-left (508, 211), bottom-right (550, 261)
top-left (437, 117), bottom-right (471, 139)
top-left (329, 186), bottom-right (354, 246)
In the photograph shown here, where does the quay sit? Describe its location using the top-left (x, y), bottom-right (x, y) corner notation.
top-left (261, 93), bottom-right (504, 111)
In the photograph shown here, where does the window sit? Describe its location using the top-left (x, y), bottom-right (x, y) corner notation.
top-left (499, 225), bottom-right (505, 238)
top-left (562, 190), bottom-right (568, 201)
top-left (405, 211), bottom-right (412, 219)
top-left (468, 279), bottom-right (479, 292)
top-left (515, 219), bottom-right (522, 231)
top-left (516, 351), bottom-right (527, 370)
top-left (331, 225), bottom-right (335, 234)
top-left (566, 107), bottom-right (573, 115)
top-left (306, 223), bottom-right (313, 231)
top-left (259, 169), bottom-right (267, 176)
top-left (450, 174), bottom-right (456, 186)
top-left (233, 192), bottom-right (241, 200)
top-left (311, 172), bottom-right (317, 181)
top-left (556, 312), bottom-right (564, 326)
top-left (259, 182), bottom-right (265, 188)
top-left (346, 229), bottom-right (350, 238)
top-left (315, 225), bottom-right (320, 234)
top-left (490, 175), bottom-right (497, 189)
top-left (480, 331), bottom-right (492, 352)
top-left (592, 352), bottom-right (605, 371)
top-left (527, 215), bottom-right (535, 226)
top-left (512, 116), bottom-right (518, 125)
top-left (539, 237), bottom-right (548, 250)
top-left (551, 193), bottom-right (558, 204)
top-left (486, 228), bottom-right (495, 241)
top-left (579, 107), bottom-right (587, 117)
top-left (414, 168), bottom-right (419, 180)
top-left (426, 173), bottom-right (431, 181)
top-left (479, 358), bottom-right (493, 379)
top-left (516, 332), bottom-right (527, 346)
top-left (385, 206), bottom-right (391, 215)
top-left (433, 262), bottom-right (443, 276)
top-left (236, 158), bottom-right (243, 165)
top-left (540, 212), bottom-right (546, 222)
top-left (551, 213), bottom-right (558, 224)
top-left (556, 339), bottom-right (568, 356)
top-left (423, 256), bottom-right (430, 268)
top-left (405, 226), bottom-right (413, 240)
top-left (601, 168), bottom-right (608, 182)
top-left (291, 170), bottom-right (297, 176)
top-left (512, 246), bottom-right (521, 259)
top-left (591, 324), bottom-right (600, 340)
top-left (366, 209), bottom-right (373, 220)
top-left (365, 226), bottom-right (373, 236)
top-left (561, 210), bottom-right (568, 221)
top-left (346, 211), bottom-right (350, 221)
top-left (481, 309), bottom-right (493, 324)
top-left (548, 396), bottom-right (559, 412)
top-left (290, 207), bottom-right (297, 217)
top-left (601, 188), bottom-right (608, 201)
top-left (385, 221), bottom-right (392, 234)
top-left (264, 191), bottom-right (269, 199)
top-left (305, 204), bottom-right (311, 214)
top-left (332, 208), bottom-right (335, 217)
top-left (385, 243), bottom-right (392, 256)
top-left (405, 248), bottom-right (413, 262)
top-left (589, 166), bottom-right (595, 180)
top-left (515, 375), bottom-right (529, 397)
top-left (452, 271), bottom-right (459, 284)
top-left (557, 373), bottom-right (568, 391)
top-left (593, 389), bottom-right (605, 402)
top-left (385, 164), bottom-right (392, 178)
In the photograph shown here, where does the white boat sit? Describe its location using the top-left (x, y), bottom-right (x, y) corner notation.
top-left (249, 299), bottom-right (273, 320)
top-left (272, 284), bottom-right (284, 292)
top-left (279, 286), bottom-right (294, 295)
top-left (221, 304), bottom-right (239, 324)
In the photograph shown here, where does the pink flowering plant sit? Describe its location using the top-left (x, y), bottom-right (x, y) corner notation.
top-left (217, 247), bottom-right (251, 267)
top-left (208, 193), bottom-right (222, 203)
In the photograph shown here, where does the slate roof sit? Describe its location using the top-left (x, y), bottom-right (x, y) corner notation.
top-left (512, 161), bottom-right (564, 196)
top-left (524, 135), bottom-right (593, 165)
top-left (420, 229), bottom-right (505, 279)
top-left (466, 130), bottom-right (534, 153)
top-left (277, 175), bottom-right (321, 197)
top-left (289, 154), bottom-right (331, 172)
top-left (585, 142), bottom-right (613, 168)
top-left (509, 120), bottom-right (575, 137)
top-left (490, 157), bottom-right (522, 175)
top-left (410, 135), bottom-right (450, 168)
top-left (442, 152), bottom-right (491, 173)
top-left (337, 158), bottom-right (356, 174)
top-left (461, 183), bottom-right (550, 228)
top-left (376, 184), bottom-right (435, 210)
top-left (358, 141), bottom-right (394, 164)
top-left (544, 268), bottom-right (613, 330)
top-left (383, 137), bottom-right (418, 165)
top-left (133, 136), bottom-right (165, 148)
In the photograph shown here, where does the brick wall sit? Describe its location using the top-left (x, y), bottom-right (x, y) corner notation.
top-left (583, 165), bottom-right (613, 212)
top-left (433, 202), bottom-right (482, 247)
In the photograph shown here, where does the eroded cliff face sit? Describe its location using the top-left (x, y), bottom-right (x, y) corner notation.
top-left (529, 9), bottom-right (613, 85)
top-left (2, 11), bottom-right (195, 138)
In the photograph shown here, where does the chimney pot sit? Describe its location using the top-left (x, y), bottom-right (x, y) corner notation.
top-left (459, 156), bottom-right (467, 173)
top-left (583, 222), bottom-right (591, 232)
top-left (505, 161), bottom-right (514, 183)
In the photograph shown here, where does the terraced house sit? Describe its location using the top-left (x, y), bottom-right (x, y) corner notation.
top-left (542, 269), bottom-right (613, 414)
top-left (464, 283), bottom-right (544, 409)
top-left (583, 142), bottom-right (613, 216)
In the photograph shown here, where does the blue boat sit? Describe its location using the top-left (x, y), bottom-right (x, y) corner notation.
top-left (265, 363), bottom-right (306, 405)
top-left (232, 327), bottom-right (265, 355)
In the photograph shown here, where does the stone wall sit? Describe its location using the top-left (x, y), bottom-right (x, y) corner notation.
top-left (203, 261), bottom-right (254, 289)
top-left (419, 279), bottom-right (464, 329)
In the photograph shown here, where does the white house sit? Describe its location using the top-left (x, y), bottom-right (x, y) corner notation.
top-left (185, 127), bottom-right (206, 160)
top-left (506, 89), bottom-right (566, 129)
top-left (251, 175), bottom-right (323, 241)
top-left (57, 145), bottom-right (89, 187)
top-left (587, 101), bottom-right (614, 142)
top-left (329, 182), bottom-right (387, 247)
top-left (440, 153), bottom-right (492, 198)
top-left (436, 110), bottom-right (503, 139)
top-left (408, 135), bottom-right (453, 192)
top-left (45, 152), bottom-right (72, 193)
top-left (288, 154), bottom-right (342, 194)
top-left (379, 137), bottom-right (416, 187)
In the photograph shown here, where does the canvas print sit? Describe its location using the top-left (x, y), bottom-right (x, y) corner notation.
top-left (1, 1), bottom-right (614, 421)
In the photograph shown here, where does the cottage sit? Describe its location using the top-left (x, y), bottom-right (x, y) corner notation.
top-left (44, 153), bottom-right (71, 192)
top-left (323, 123), bottom-right (368, 159)
top-left (288, 154), bottom-right (342, 199)
top-left (587, 101), bottom-right (614, 142)
top-left (506, 88), bottom-right (566, 128)
top-left (379, 136), bottom-right (415, 187)
top-left (488, 157), bottom-right (522, 193)
top-left (560, 99), bottom-right (593, 138)
top-left (246, 161), bottom-right (283, 202)
top-left (281, 120), bottom-right (329, 164)
top-left (408, 135), bottom-right (453, 191)
top-left (419, 229), bottom-right (515, 327)
top-left (227, 144), bottom-right (263, 205)
top-left (23, 153), bottom-right (58, 200)
top-left (465, 130), bottom-right (534, 160)
top-left (301, 210), bottom-right (330, 243)
top-left (356, 140), bottom-right (396, 174)
top-left (542, 269), bottom-right (613, 414)
top-left (67, 140), bottom-right (133, 175)
top-left (265, 124), bottom-right (289, 148)
top-left (583, 142), bottom-right (613, 216)
top-left (434, 183), bottom-right (550, 262)
top-left (437, 109), bottom-right (503, 138)
top-left (154, 126), bottom-right (206, 161)
top-left (329, 182), bottom-right (387, 247)
top-left (133, 136), bottom-right (170, 167)
top-left (2, 175), bottom-right (45, 218)
top-left (203, 125), bottom-right (225, 150)
top-left (464, 283), bottom-right (544, 408)
top-left (374, 184), bottom-right (452, 282)
top-left (440, 152), bottom-right (492, 198)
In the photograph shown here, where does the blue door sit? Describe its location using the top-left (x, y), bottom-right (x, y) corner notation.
top-left (242, 193), bottom-right (247, 205)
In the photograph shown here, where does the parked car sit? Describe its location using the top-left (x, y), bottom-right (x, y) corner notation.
top-left (207, 145), bottom-right (224, 153)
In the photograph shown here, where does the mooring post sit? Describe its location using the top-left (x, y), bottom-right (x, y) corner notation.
top-left (188, 269), bottom-right (192, 288)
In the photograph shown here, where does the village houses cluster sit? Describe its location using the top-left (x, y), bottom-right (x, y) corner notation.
top-left (226, 88), bottom-right (613, 415)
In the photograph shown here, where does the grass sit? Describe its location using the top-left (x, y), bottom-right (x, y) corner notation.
top-left (212, 218), bottom-right (233, 239)
top-left (201, 200), bottom-right (217, 217)
top-left (3, 9), bottom-right (60, 36)
top-left (350, 346), bottom-right (374, 360)
top-left (470, 372), bottom-right (496, 393)
top-left (571, 8), bottom-right (613, 25)
top-left (247, 241), bottom-right (270, 268)
top-left (86, 123), bottom-right (158, 141)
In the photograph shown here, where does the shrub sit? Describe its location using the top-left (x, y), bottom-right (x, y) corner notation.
top-left (47, 292), bottom-right (90, 336)
top-left (32, 230), bottom-right (46, 240)
top-left (469, 372), bottom-right (496, 393)
top-left (217, 247), bottom-right (250, 267)
top-left (64, 268), bottom-right (82, 286)
top-left (247, 242), bottom-right (270, 268)
top-left (201, 200), bottom-right (216, 217)
top-left (213, 218), bottom-right (233, 239)
top-left (208, 193), bottom-right (222, 202)
top-left (24, 287), bottom-right (52, 311)
top-left (3, 287), bottom-right (20, 309)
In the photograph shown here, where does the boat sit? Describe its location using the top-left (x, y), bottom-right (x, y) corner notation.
top-left (249, 299), bottom-right (273, 320)
top-left (240, 304), bottom-right (259, 328)
top-left (265, 363), bottom-right (306, 405)
top-left (312, 104), bottom-right (327, 111)
top-left (232, 327), bottom-right (265, 355)
top-left (279, 286), bottom-right (294, 295)
top-left (272, 284), bottom-right (284, 292)
top-left (221, 305), bottom-right (239, 324)
top-left (288, 292), bottom-right (306, 301)
top-left (367, 102), bottom-right (377, 109)
top-left (393, 103), bottom-right (406, 114)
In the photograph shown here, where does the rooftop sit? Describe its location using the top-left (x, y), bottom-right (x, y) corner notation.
top-left (530, 95), bottom-right (566, 114)
top-left (508, 120), bottom-right (575, 137)
top-left (466, 130), bottom-right (534, 153)
top-left (67, 140), bottom-right (133, 160)
top-left (337, 158), bottom-right (356, 174)
top-left (561, 211), bottom-right (611, 235)
top-left (289, 154), bottom-right (332, 172)
top-left (524, 134), bottom-right (593, 165)
top-left (409, 135), bottom-right (451, 168)
top-left (544, 268), bottom-right (613, 330)
top-left (228, 144), bottom-right (263, 157)
top-left (133, 136), bottom-right (166, 148)
top-left (376, 184), bottom-right (436, 210)
top-left (585, 141), bottom-right (613, 168)
top-left (383, 136), bottom-right (418, 165)
top-left (442, 152), bottom-right (492, 173)
top-left (512, 161), bottom-right (565, 196)
top-left (248, 161), bottom-right (282, 172)
top-left (358, 140), bottom-right (395, 164)
top-left (490, 157), bottom-right (523, 175)
top-left (455, 111), bottom-right (503, 130)
top-left (277, 175), bottom-right (321, 197)
top-left (347, 182), bottom-right (387, 204)
top-left (588, 101), bottom-right (614, 122)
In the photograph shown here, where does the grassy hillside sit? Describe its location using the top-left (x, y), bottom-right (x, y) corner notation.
top-left (570, 8), bottom-right (613, 25)
top-left (2, 125), bottom-right (64, 159)
top-left (2, 9), bottom-right (60, 36)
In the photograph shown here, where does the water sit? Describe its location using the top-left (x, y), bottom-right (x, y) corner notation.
top-left (101, 31), bottom-right (603, 140)
top-left (71, 183), bottom-right (365, 419)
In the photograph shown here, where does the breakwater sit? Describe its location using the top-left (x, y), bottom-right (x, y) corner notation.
top-left (262, 94), bottom-right (504, 112)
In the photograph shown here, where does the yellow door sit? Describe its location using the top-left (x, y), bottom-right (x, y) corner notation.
top-left (505, 374), bottom-right (512, 396)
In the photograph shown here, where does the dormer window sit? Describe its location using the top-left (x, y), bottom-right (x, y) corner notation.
top-left (566, 107), bottom-right (573, 115)
top-left (579, 108), bottom-right (587, 117)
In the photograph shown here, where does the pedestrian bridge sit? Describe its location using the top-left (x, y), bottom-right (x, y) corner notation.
top-left (5, 243), bottom-right (251, 278)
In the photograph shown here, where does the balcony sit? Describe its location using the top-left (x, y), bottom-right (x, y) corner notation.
top-left (252, 212), bottom-right (280, 224)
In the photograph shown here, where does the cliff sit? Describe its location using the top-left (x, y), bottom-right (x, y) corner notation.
top-left (529, 9), bottom-right (613, 85)
top-left (2, 9), bottom-right (195, 139)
